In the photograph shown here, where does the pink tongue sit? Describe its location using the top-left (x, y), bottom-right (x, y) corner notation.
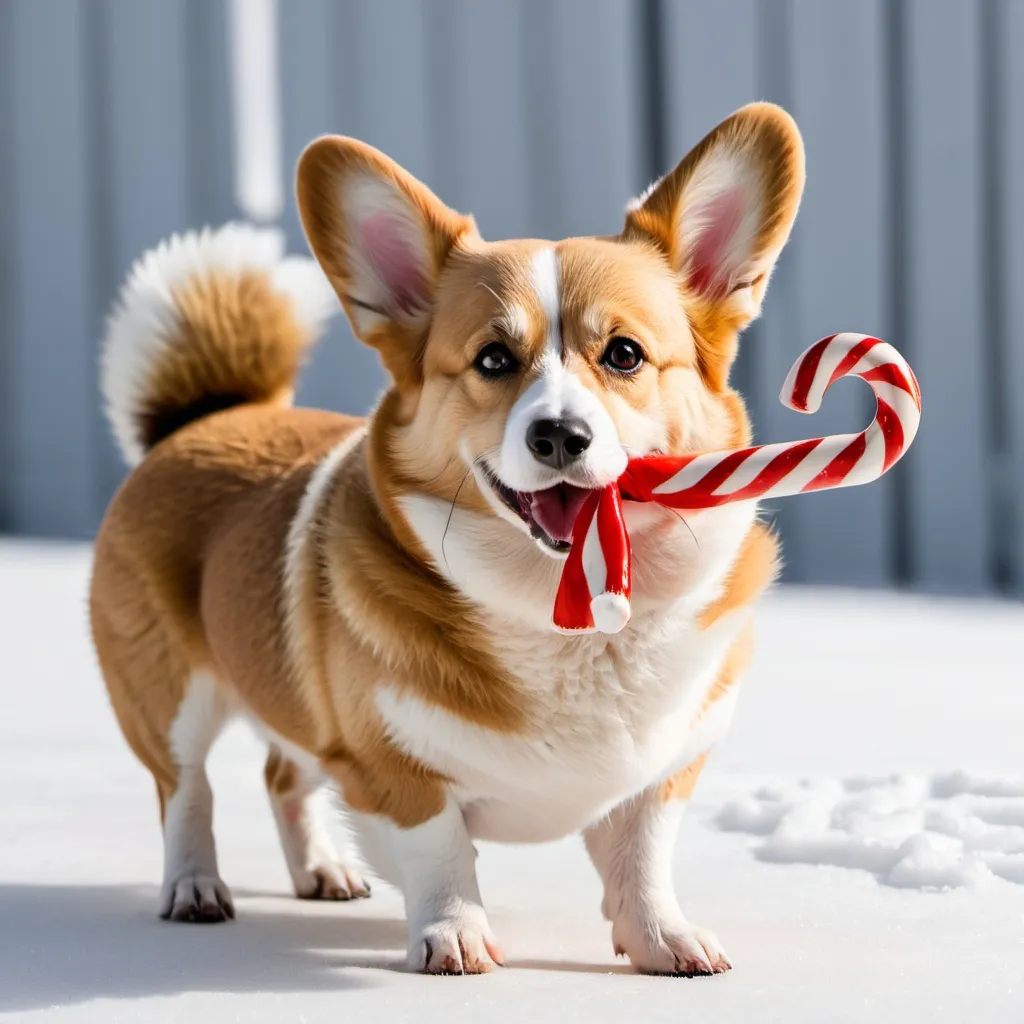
top-left (529, 485), bottom-right (592, 543)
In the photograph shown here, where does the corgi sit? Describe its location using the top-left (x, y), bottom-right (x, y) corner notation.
top-left (90, 102), bottom-right (804, 976)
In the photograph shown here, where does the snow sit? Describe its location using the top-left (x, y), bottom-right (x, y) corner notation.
top-left (1, 540), bottom-right (1022, 1022)
top-left (717, 773), bottom-right (1024, 889)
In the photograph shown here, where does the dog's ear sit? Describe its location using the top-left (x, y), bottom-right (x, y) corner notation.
top-left (624, 103), bottom-right (805, 390)
top-left (297, 137), bottom-right (478, 389)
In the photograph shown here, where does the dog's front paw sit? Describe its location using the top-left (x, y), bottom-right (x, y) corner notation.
top-left (409, 905), bottom-right (504, 975)
top-left (159, 872), bottom-right (235, 923)
top-left (612, 913), bottom-right (731, 976)
top-left (293, 858), bottom-right (371, 901)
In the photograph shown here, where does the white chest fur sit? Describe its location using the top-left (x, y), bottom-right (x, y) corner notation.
top-left (377, 605), bottom-right (745, 842)
top-left (378, 496), bottom-right (757, 843)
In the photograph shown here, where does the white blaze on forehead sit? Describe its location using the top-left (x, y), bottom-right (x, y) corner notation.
top-left (530, 246), bottom-right (561, 359)
top-left (494, 246), bottom-right (626, 493)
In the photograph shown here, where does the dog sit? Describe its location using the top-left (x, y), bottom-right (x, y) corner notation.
top-left (90, 102), bottom-right (804, 975)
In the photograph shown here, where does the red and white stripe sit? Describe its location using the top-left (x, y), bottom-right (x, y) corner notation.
top-left (552, 485), bottom-right (632, 634)
top-left (553, 334), bottom-right (922, 634)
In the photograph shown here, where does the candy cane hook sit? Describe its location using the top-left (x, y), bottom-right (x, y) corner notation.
top-left (553, 334), bottom-right (922, 634)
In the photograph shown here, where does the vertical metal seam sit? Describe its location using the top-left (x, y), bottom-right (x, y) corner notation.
top-left (885, 0), bottom-right (911, 587)
top-left (640, 0), bottom-right (667, 186)
top-left (981, 0), bottom-right (1012, 591)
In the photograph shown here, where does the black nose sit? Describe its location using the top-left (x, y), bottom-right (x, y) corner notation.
top-left (526, 417), bottom-right (593, 469)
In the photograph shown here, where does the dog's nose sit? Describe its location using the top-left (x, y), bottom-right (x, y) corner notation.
top-left (526, 417), bottom-right (593, 469)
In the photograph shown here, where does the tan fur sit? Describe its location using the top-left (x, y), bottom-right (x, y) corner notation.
top-left (264, 746), bottom-right (299, 797)
top-left (660, 752), bottom-right (709, 802)
top-left (91, 405), bottom-right (363, 805)
top-left (93, 103), bottom-right (804, 857)
top-left (140, 270), bottom-right (315, 450)
top-left (698, 522), bottom-right (780, 630)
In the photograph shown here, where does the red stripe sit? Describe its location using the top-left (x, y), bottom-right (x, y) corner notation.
top-left (623, 448), bottom-right (756, 503)
top-left (660, 437), bottom-right (824, 507)
top-left (802, 433), bottom-right (866, 492)
top-left (859, 362), bottom-right (917, 400)
top-left (621, 453), bottom-right (696, 500)
top-left (908, 366), bottom-right (922, 409)
top-left (789, 336), bottom-right (835, 411)
top-left (595, 486), bottom-right (631, 598)
top-left (552, 490), bottom-right (600, 631)
top-left (826, 336), bottom-right (882, 390)
top-left (874, 397), bottom-right (905, 471)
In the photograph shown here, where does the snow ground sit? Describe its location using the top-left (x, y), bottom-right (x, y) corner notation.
top-left (1, 541), bottom-right (1021, 1022)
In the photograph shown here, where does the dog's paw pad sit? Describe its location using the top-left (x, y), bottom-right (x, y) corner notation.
top-left (614, 917), bottom-right (730, 976)
top-left (295, 861), bottom-right (372, 901)
top-left (410, 912), bottom-right (503, 975)
top-left (160, 873), bottom-right (235, 924)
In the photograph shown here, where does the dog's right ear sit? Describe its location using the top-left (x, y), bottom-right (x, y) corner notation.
top-left (297, 137), bottom-right (477, 389)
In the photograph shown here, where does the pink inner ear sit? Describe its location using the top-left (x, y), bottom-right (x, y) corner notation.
top-left (684, 187), bottom-right (745, 299)
top-left (358, 211), bottom-right (430, 316)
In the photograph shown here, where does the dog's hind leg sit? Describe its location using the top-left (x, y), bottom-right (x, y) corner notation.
top-left (91, 558), bottom-right (235, 924)
top-left (264, 745), bottom-right (371, 901)
top-left (157, 672), bottom-right (236, 922)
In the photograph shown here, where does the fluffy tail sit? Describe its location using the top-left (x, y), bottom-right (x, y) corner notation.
top-left (101, 222), bottom-right (340, 466)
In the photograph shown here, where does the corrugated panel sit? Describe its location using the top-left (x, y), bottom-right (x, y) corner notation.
top-left (995, 0), bottom-right (1024, 593)
top-left (185, 0), bottom-right (236, 228)
top-left (657, 0), bottom-right (761, 412)
top-left (90, 0), bottom-right (197, 502)
top-left (900, 0), bottom-right (990, 590)
top-left (0, 0), bottom-right (1020, 599)
top-left (324, 0), bottom-right (433, 417)
top-left (751, 0), bottom-right (805, 575)
top-left (0, 1), bottom-right (13, 530)
top-left (425, 0), bottom-right (533, 240)
top-left (277, 0), bottom-right (387, 417)
top-left (521, 0), bottom-right (648, 240)
top-left (785, 0), bottom-right (894, 585)
top-left (5, 0), bottom-right (98, 537)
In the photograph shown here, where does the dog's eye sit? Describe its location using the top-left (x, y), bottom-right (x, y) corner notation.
top-left (601, 338), bottom-right (644, 374)
top-left (474, 341), bottom-right (518, 378)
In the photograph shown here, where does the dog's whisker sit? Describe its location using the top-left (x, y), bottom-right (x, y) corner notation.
top-left (660, 504), bottom-right (700, 549)
top-left (440, 452), bottom-right (496, 577)
top-left (441, 468), bottom-right (474, 577)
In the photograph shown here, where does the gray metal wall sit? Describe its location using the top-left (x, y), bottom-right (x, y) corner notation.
top-left (1, 0), bottom-right (1022, 596)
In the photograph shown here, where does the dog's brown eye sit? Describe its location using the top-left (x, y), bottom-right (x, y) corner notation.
top-left (475, 341), bottom-right (518, 378)
top-left (601, 338), bottom-right (644, 374)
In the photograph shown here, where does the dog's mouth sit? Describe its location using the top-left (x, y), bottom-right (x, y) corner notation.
top-left (480, 466), bottom-right (593, 553)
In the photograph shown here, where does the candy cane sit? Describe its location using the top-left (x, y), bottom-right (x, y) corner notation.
top-left (554, 334), bottom-right (922, 634)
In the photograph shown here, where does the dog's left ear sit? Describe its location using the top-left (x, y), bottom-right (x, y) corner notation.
top-left (624, 103), bottom-right (805, 389)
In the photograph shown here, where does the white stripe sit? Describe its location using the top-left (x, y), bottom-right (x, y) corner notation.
top-left (281, 427), bottom-right (367, 678)
top-left (284, 428), bottom-right (366, 592)
top-left (755, 435), bottom-right (858, 499)
top-left (650, 457), bottom-right (717, 495)
top-left (843, 426), bottom-right (887, 487)
top-left (581, 510), bottom-right (608, 602)
top-left (705, 447), bottom-right (768, 494)
top-left (781, 333), bottom-right (863, 413)
top-left (847, 341), bottom-right (911, 381)
top-left (888, 386), bottom-right (922, 448)
top-left (530, 247), bottom-right (561, 359)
